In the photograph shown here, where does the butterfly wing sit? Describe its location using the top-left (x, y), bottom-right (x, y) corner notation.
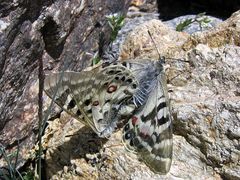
top-left (44, 70), bottom-right (98, 126)
top-left (44, 59), bottom-right (172, 173)
top-left (122, 61), bottom-right (173, 174)
top-left (44, 62), bottom-right (139, 137)
top-left (90, 62), bottom-right (139, 137)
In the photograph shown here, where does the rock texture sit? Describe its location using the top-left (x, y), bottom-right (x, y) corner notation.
top-left (42, 10), bottom-right (240, 180)
top-left (172, 44), bottom-right (240, 180)
top-left (0, 0), bottom-right (130, 173)
top-left (182, 10), bottom-right (240, 49)
top-left (117, 10), bottom-right (240, 179)
top-left (1, 0), bottom-right (239, 179)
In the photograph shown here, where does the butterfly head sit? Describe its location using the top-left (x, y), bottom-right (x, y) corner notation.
top-left (158, 56), bottom-right (166, 64)
top-left (153, 56), bottom-right (165, 75)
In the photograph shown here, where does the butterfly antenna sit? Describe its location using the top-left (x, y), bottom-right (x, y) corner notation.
top-left (147, 30), bottom-right (165, 64)
top-left (148, 30), bottom-right (189, 64)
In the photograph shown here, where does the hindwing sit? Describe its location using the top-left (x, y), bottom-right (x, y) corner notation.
top-left (122, 60), bottom-right (173, 174)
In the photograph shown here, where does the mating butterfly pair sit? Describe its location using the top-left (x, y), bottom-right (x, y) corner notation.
top-left (44, 59), bottom-right (173, 174)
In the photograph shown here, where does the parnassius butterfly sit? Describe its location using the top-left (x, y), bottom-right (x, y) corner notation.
top-left (44, 58), bottom-right (173, 174)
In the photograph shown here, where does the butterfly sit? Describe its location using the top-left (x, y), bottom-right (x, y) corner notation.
top-left (44, 58), bottom-right (173, 174)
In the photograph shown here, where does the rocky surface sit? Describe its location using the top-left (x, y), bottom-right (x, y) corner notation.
top-left (172, 44), bottom-right (240, 180)
top-left (0, 0), bottom-right (131, 174)
top-left (182, 10), bottom-right (240, 50)
top-left (0, 0), bottom-right (239, 179)
top-left (42, 10), bottom-right (240, 180)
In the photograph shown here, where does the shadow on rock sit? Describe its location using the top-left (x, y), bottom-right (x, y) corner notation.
top-left (44, 125), bottom-right (108, 178)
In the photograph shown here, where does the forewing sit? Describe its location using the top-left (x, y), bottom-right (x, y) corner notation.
top-left (44, 71), bottom-right (95, 126)
top-left (44, 62), bottom-right (139, 136)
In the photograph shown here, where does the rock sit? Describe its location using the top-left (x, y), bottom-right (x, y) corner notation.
top-left (172, 44), bottom-right (240, 179)
top-left (129, 0), bottom-right (158, 13)
top-left (117, 10), bottom-right (240, 179)
top-left (1, 0), bottom-right (240, 179)
top-left (183, 10), bottom-right (240, 49)
top-left (0, 0), bottom-right (131, 175)
top-left (75, 166), bottom-right (83, 176)
top-left (43, 10), bottom-right (240, 179)
top-left (118, 19), bottom-right (189, 60)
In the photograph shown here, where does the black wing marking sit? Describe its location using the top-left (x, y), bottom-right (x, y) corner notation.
top-left (122, 61), bottom-right (173, 174)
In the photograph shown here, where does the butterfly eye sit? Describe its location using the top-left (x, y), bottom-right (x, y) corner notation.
top-left (107, 85), bottom-right (117, 93)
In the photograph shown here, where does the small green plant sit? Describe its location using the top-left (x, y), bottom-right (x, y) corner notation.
top-left (176, 12), bottom-right (211, 32)
top-left (22, 170), bottom-right (34, 180)
top-left (0, 145), bottom-right (24, 180)
top-left (92, 55), bottom-right (101, 66)
top-left (106, 13), bottom-right (125, 42)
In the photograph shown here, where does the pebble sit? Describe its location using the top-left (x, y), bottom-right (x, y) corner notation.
top-left (75, 166), bottom-right (83, 176)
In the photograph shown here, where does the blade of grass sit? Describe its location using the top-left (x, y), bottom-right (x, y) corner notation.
top-left (13, 140), bottom-right (19, 172)
top-left (37, 55), bottom-right (72, 178)
top-left (0, 168), bottom-right (10, 180)
top-left (38, 54), bottom-right (44, 180)
top-left (13, 140), bottom-right (24, 180)
top-left (0, 147), bottom-right (14, 179)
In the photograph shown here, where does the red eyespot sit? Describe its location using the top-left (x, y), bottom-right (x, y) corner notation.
top-left (92, 100), bottom-right (99, 106)
top-left (131, 116), bottom-right (138, 126)
top-left (107, 85), bottom-right (117, 93)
